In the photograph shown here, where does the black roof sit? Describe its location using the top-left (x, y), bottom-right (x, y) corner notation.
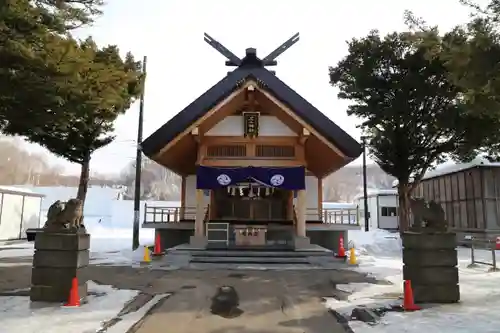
top-left (141, 64), bottom-right (362, 159)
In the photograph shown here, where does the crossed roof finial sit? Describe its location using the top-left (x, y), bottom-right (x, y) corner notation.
top-left (203, 32), bottom-right (300, 73)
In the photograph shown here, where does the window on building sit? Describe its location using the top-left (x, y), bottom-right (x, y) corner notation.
top-left (381, 207), bottom-right (398, 217)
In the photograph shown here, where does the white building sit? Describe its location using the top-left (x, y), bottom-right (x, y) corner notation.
top-left (354, 189), bottom-right (399, 230)
top-left (0, 186), bottom-right (44, 240)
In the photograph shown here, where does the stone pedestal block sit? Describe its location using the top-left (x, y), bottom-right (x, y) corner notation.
top-left (293, 236), bottom-right (311, 249)
top-left (30, 283), bottom-right (88, 303)
top-left (402, 232), bottom-right (460, 303)
top-left (34, 231), bottom-right (90, 251)
top-left (189, 235), bottom-right (208, 249)
top-left (30, 230), bottom-right (90, 303)
top-left (33, 250), bottom-right (89, 268)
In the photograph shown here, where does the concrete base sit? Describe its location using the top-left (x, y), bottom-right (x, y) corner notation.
top-left (307, 230), bottom-right (347, 253)
top-left (293, 236), bottom-right (311, 249)
top-left (31, 282), bottom-right (88, 303)
top-left (158, 229), bottom-right (193, 251)
top-left (30, 230), bottom-right (90, 303)
top-left (189, 235), bottom-right (208, 249)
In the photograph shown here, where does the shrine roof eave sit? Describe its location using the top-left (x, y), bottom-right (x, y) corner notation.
top-left (141, 66), bottom-right (362, 161)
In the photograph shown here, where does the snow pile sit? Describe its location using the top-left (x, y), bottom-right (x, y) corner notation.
top-left (0, 282), bottom-right (139, 333)
top-left (349, 229), bottom-right (401, 257)
top-left (81, 216), bottom-right (154, 265)
top-left (82, 216), bottom-right (153, 266)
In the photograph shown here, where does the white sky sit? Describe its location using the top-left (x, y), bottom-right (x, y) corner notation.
top-left (22, 0), bottom-right (487, 176)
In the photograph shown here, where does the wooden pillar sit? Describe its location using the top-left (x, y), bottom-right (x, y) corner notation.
top-left (209, 190), bottom-right (216, 219)
top-left (195, 189), bottom-right (205, 237)
top-left (296, 189), bottom-right (306, 237)
top-left (287, 190), bottom-right (294, 220)
top-left (180, 176), bottom-right (186, 220)
top-left (317, 177), bottom-right (323, 219)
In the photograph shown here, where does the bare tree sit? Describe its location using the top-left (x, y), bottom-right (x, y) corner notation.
top-left (323, 164), bottom-right (396, 202)
top-left (119, 158), bottom-right (181, 200)
top-left (0, 136), bottom-right (119, 186)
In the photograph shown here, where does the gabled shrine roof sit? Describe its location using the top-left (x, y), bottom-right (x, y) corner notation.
top-left (141, 66), bottom-right (363, 160)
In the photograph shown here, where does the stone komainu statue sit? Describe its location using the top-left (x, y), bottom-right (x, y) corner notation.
top-left (409, 197), bottom-right (448, 232)
top-left (43, 199), bottom-right (84, 231)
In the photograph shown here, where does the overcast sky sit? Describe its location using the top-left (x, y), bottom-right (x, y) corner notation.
top-left (22, 0), bottom-right (486, 175)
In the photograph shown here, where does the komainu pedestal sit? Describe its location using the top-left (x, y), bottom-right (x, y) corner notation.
top-left (30, 231), bottom-right (90, 302)
top-left (404, 197), bottom-right (460, 303)
top-left (402, 232), bottom-right (459, 303)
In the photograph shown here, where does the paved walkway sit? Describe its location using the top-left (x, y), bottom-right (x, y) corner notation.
top-left (133, 270), bottom-right (351, 333)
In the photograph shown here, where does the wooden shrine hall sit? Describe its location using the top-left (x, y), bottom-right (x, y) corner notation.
top-left (141, 33), bottom-right (362, 250)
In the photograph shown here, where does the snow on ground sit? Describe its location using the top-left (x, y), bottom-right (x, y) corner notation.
top-left (0, 282), bottom-right (156, 333)
top-left (329, 228), bottom-right (500, 332)
top-left (349, 229), bottom-right (402, 258)
top-left (87, 220), bottom-right (154, 265)
top-left (0, 242), bottom-right (34, 261)
top-left (0, 218), bottom-right (164, 332)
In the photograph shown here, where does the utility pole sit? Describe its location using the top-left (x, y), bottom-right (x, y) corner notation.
top-left (362, 136), bottom-right (370, 232)
top-left (132, 56), bottom-right (147, 251)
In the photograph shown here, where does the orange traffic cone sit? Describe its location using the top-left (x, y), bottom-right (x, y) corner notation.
top-left (403, 280), bottom-right (421, 311)
top-left (336, 235), bottom-right (346, 258)
top-left (152, 232), bottom-right (164, 256)
top-left (64, 277), bottom-right (81, 307)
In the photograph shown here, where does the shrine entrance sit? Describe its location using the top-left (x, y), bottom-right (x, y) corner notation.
top-left (208, 183), bottom-right (292, 249)
top-left (197, 166), bottom-right (305, 249)
top-left (213, 183), bottom-right (289, 221)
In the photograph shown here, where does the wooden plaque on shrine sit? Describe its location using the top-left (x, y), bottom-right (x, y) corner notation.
top-left (243, 112), bottom-right (260, 137)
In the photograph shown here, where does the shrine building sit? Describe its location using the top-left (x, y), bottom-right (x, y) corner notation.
top-left (141, 33), bottom-right (362, 251)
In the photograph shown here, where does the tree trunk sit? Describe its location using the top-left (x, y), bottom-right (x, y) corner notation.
top-left (76, 156), bottom-right (90, 206)
top-left (398, 183), bottom-right (411, 233)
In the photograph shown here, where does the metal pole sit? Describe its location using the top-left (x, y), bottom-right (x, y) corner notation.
top-left (471, 241), bottom-right (475, 266)
top-left (362, 136), bottom-right (370, 232)
top-left (491, 241), bottom-right (497, 270)
top-left (132, 55), bottom-right (147, 251)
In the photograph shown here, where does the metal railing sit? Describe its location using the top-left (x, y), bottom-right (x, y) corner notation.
top-left (306, 207), bottom-right (359, 225)
top-left (143, 204), bottom-right (200, 223)
top-left (206, 222), bottom-right (230, 245)
top-left (465, 236), bottom-right (498, 272)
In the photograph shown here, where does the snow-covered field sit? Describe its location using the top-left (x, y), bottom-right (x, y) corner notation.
top-left (0, 215), bottom-right (155, 265)
top-left (329, 229), bottom-right (500, 332)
